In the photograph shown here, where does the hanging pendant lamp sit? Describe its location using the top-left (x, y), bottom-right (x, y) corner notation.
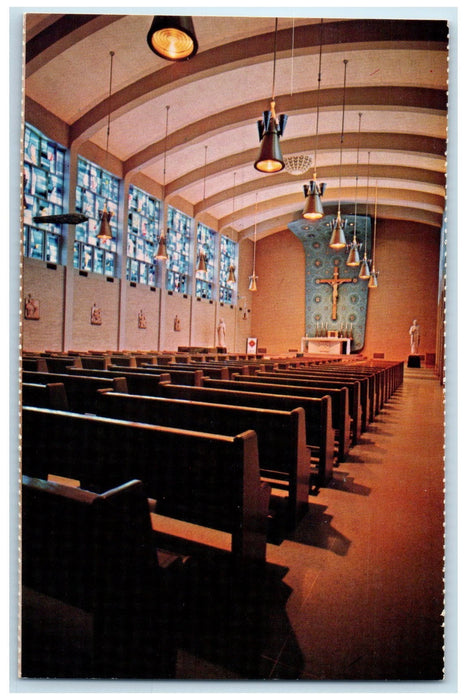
top-left (368, 182), bottom-right (379, 288)
top-left (359, 151), bottom-right (372, 279)
top-left (346, 112), bottom-right (363, 266)
top-left (156, 106), bottom-right (170, 260)
top-left (227, 264), bottom-right (237, 286)
top-left (302, 19), bottom-right (326, 220)
top-left (249, 194), bottom-right (259, 292)
top-left (329, 59), bottom-right (349, 249)
top-left (197, 250), bottom-right (207, 276)
top-left (254, 19), bottom-right (288, 173)
top-left (146, 16), bottom-right (198, 61)
top-left (97, 51), bottom-right (115, 241)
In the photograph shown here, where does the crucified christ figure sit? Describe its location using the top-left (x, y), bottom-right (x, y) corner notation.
top-left (316, 266), bottom-right (355, 320)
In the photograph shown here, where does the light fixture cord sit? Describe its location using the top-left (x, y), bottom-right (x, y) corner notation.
top-left (163, 105), bottom-right (170, 196)
top-left (373, 181), bottom-right (378, 266)
top-left (363, 151), bottom-right (371, 256)
top-left (104, 51), bottom-right (115, 170)
top-left (252, 193), bottom-right (258, 275)
top-left (271, 18), bottom-right (278, 101)
top-left (203, 145), bottom-right (208, 204)
top-left (290, 18), bottom-right (295, 96)
top-left (313, 19), bottom-right (324, 180)
top-left (337, 59), bottom-right (349, 214)
top-left (353, 112), bottom-right (362, 239)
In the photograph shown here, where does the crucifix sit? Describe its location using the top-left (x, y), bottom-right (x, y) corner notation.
top-left (316, 265), bottom-right (356, 320)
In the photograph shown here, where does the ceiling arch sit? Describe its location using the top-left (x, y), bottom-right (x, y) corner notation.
top-left (24, 12), bottom-right (449, 239)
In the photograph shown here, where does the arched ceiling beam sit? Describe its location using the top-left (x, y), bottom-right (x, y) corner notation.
top-left (25, 14), bottom-right (123, 78)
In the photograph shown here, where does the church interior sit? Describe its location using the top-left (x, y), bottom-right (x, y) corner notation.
top-left (14, 8), bottom-right (453, 689)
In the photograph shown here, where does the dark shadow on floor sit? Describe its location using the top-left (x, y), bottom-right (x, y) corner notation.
top-left (327, 472), bottom-right (372, 496)
top-left (175, 551), bottom-right (304, 679)
top-left (286, 504), bottom-right (351, 556)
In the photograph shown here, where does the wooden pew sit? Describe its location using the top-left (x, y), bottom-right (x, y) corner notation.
top-left (200, 377), bottom-right (350, 464)
top-left (109, 364), bottom-right (204, 387)
top-left (22, 371), bottom-right (128, 414)
top-left (66, 366), bottom-right (171, 396)
top-left (154, 382), bottom-right (335, 484)
top-left (45, 355), bottom-right (82, 373)
top-left (22, 382), bottom-right (69, 410)
top-left (145, 362), bottom-right (231, 380)
top-left (21, 406), bottom-right (270, 567)
top-left (22, 356), bottom-right (48, 372)
top-left (254, 370), bottom-right (364, 440)
top-left (251, 371), bottom-right (362, 445)
top-left (21, 475), bottom-right (183, 679)
top-left (95, 390), bottom-right (309, 531)
top-left (280, 365), bottom-right (377, 423)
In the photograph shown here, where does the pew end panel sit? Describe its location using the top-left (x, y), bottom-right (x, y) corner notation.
top-left (21, 475), bottom-right (184, 679)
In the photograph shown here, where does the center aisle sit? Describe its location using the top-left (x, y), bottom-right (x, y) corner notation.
top-left (260, 368), bottom-right (445, 680)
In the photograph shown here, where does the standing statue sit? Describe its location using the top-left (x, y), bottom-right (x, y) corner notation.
top-left (409, 319), bottom-right (420, 354)
top-left (217, 318), bottom-right (226, 348)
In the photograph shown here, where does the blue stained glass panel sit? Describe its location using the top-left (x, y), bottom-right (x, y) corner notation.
top-left (23, 124), bottom-right (66, 262)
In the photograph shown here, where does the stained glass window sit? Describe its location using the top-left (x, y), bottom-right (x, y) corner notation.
top-left (74, 156), bottom-right (120, 276)
top-left (126, 185), bottom-right (161, 286)
top-left (219, 234), bottom-right (238, 303)
top-left (195, 222), bottom-right (217, 300)
top-left (23, 124), bottom-right (66, 263)
top-left (166, 205), bottom-right (192, 294)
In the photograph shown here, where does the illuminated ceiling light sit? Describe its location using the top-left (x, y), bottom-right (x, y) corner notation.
top-left (301, 19), bottom-right (326, 220)
top-left (97, 50), bottom-right (115, 241)
top-left (147, 16), bottom-right (198, 61)
top-left (329, 58), bottom-right (349, 249)
top-left (254, 19), bottom-right (288, 173)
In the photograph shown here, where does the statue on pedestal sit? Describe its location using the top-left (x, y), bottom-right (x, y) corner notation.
top-left (409, 319), bottom-right (420, 354)
top-left (217, 318), bottom-right (226, 348)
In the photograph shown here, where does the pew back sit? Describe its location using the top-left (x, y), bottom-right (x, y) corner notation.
top-left (96, 390), bottom-right (309, 529)
top-left (22, 406), bottom-right (268, 565)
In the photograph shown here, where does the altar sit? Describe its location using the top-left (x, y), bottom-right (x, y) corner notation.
top-left (301, 337), bottom-right (352, 355)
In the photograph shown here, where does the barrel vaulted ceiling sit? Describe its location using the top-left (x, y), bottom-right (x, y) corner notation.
top-left (23, 12), bottom-right (449, 243)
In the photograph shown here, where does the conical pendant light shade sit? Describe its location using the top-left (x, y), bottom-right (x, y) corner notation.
top-left (97, 209), bottom-right (113, 241)
top-left (155, 230), bottom-right (168, 260)
top-left (248, 275), bottom-right (258, 292)
top-left (368, 269), bottom-right (378, 288)
top-left (359, 256), bottom-right (371, 279)
top-left (302, 181), bottom-right (326, 220)
top-left (197, 250), bottom-right (207, 275)
top-left (146, 16), bottom-right (198, 61)
top-left (346, 239), bottom-right (360, 266)
top-left (227, 264), bottom-right (236, 286)
top-left (329, 212), bottom-right (347, 249)
top-left (254, 102), bottom-right (287, 173)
